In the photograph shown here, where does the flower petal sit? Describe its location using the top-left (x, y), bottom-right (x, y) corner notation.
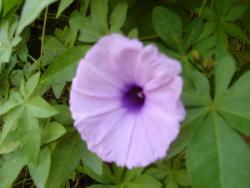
top-left (78, 112), bottom-right (138, 167)
top-left (69, 89), bottom-right (122, 123)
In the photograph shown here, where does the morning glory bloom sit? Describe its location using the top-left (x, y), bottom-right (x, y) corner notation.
top-left (69, 34), bottom-right (185, 169)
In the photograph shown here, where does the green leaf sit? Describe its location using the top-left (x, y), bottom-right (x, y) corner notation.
top-left (197, 7), bottom-right (216, 20)
top-left (42, 36), bottom-right (67, 66)
top-left (91, 0), bottom-right (109, 33)
top-left (25, 72), bottom-right (40, 99)
top-left (82, 142), bottom-right (103, 175)
top-left (26, 96), bottom-right (58, 118)
top-left (187, 113), bottom-right (250, 188)
top-left (70, 14), bottom-right (102, 42)
top-left (46, 133), bottom-right (84, 188)
top-left (0, 92), bottom-right (23, 115)
top-left (0, 138), bottom-right (20, 155)
top-left (152, 6), bottom-right (183, 51)
top-left (223, 22), bottom-right (250, 43)
top-left (38, 46), bottom-right (89, 95)
top-left (41, 121), bottom-right (66, 144)
top-left (216, 70), bottom-right (250, 135)
top-left (2, 0), bottom-right (21, 16)
top-left (56, 0), bottom-right (74, 18)
top-left (0, 21), bottom-right (21, 63)
top-left (184, 18), bottom-right (204, 50)
top-left (0, 106), bottom-right (23, 144)
top-left (29, 147), bottom-right (51, 188)
top-left (53, 104), bottom-right (73, 125)
top-left (124, 174), bottom-right (162, 188)
top-left (16, 0), bottom-right (57, 35)
top-left (223, 4), bottom-right (249, 22)
top-left (110, 2), bottom-right (128, 32)
top-left (198, 21), bottom-right (217, 41)
top-left (0, 150), bottom-right (27, 188)
top-left (17, 110), bottom-right (40, 164)
top-left (215, 55), bottom-right (236, 97)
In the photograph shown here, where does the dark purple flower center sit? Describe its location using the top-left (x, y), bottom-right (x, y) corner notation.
top-left (122, 85), bottom-right (145, 111)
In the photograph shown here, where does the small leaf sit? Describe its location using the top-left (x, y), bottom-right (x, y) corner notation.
top-left (38, 46), bottom-right (89, 95)
top-left (184, 18), bottom-right (204, 50)
top-left (82, 142), bottom-right (103, 175)
top-left (26, 96), bottom-right (58, 118)
top-left (91, 0), bottom-right (109, 33)
top-left (0, 150), bottom-right (27, 188)
top-left (46, 133), bottom-right (84, 188)
top-left (152, 6), bottom-right (183, 51)
top-left (223, 22), bottom-right (250, 43)
top-left (25, 72), bottom-right (40, 99)
top-left (17, 110), bottom-right (40, 164)
top-left (215, 55), bottom-right (236, 97)
top-left (41, 121), bottom-right (66, 144)
top-left (0, 92), bottom-right (23, 115)
top-left (109, 3), bottom-right (128, 32)
top-left (16, 0), bottom-right (57, 35)
top-left (29, 147), bottom-right (51, 188)
top-left (56, 0), bottom-right (74, 18)
top-left (223, 4), bottom-right (249, 22)
top-left (124, 174), bottom-right (162, 188)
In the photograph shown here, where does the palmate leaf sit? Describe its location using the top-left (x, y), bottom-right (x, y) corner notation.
top-left (215, 56), bottom-right (250, 135)
top-left (186, 54), bottom-right (250, 188)
top-left (187, 113), bottom-right (250, 188)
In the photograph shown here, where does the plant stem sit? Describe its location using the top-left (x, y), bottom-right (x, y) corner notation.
top-left (40, 7), bottom-right (49, 58)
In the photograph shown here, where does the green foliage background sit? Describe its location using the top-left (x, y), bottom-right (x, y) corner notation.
top-left (0, 0), bottom-right (250, 187)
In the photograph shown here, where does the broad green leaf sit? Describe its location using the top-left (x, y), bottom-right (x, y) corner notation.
top-left (167, 108), bottom-right (209, 158)
top-left (88, 185), bottom-right (119, 188)
top-left (46, 133), bottom-right (84, 188)
top-left (42, 36), bottom-right (67, 66)
top-left (2, 0), bottom-right (21, 16)
top-left (0, 92), bottom-right (23, 115)
top-left (0, 21), bottom-right (21, 63)
top-left (91, 0), bottom-right (109, 33)
top-left (216, 71), bottom-right (250, 135)
top-left (110, 3), bottom-right (128, 32)
top-left (187, 113), bottom-right (250, 188)
top-left (124, 168), bottom-right (144, 182)
top-left (16, 0), bottom-right (57, 35)
top-left (197, 7), bottom-right (216, 20)
top-left (215, 55), bottom-right (236, 97)
top-left (215, 26), bottom-right (228, 49)
top-left (38, 46), bottom-right (89, 94)
top-left (25, 72), bottom-right (40, 99)
top-left (0, 0), bottom-right (2, 12)
top-left (41, 121), bottom-right (66, 144)
top-left (84, 163), bottom-right (116, 184)
top-left (223, 4), bottom-right (249, 22)
top-left (29, 147), bottom-right (51, 188)
top-left (0, 140), bottom-right (20, 155)
top-left (82, 143), bottom-right (103, 175)
top-left (26, 96), bottom-right (58, 118)
top-left (152, 6), bottom-right (183, 51)
top-left (53, 104), bottom-right (73, 125)
top-left (184, 18), bottom-right (204, 50)
top-left (223, 22), bottom-right (250, 43)
top-left (198, 21), bottom-right (217, 41)
top-left (56, 0), bottom-right (74, 18)
top-left (0, 106), bottom-right (23, 144)
top-left (52, 82), bottom-right (66, 99)
top-left (70, 14), bottom-right (102, 42)
top-left (17, 110), bottom-right (40, 164)
top-left (0, 150), bottom-right (27, 188)
top-left (124, 174), bottom-right (161, 188)
top-left (175, 169), bottom-right (190, 186)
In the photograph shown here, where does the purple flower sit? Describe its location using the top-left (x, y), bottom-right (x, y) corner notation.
top-left (69, 34), bottom-right (185, 169)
